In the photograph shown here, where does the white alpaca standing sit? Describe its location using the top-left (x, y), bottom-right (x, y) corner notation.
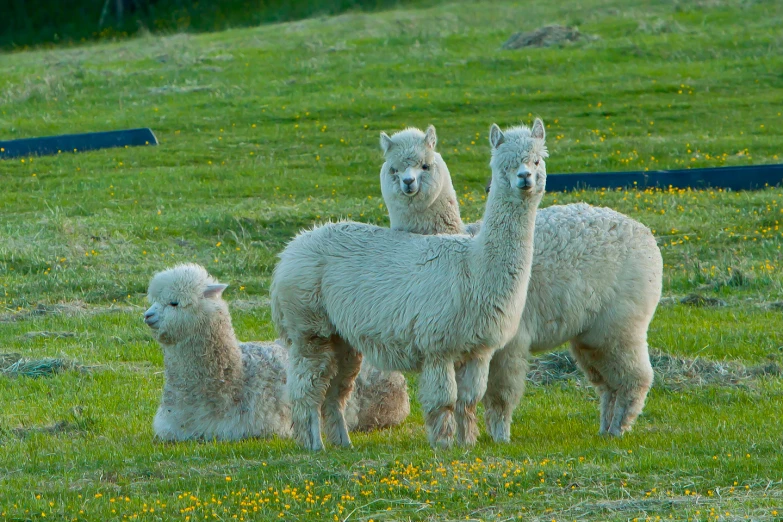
top-left (144, 264), bottom-right (410, 442)
top-left (378, 124), bottom-right (662, 438)
top-left (271, 121), bottom-right (548, 451)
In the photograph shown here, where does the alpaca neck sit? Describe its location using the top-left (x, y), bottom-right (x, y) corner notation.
top-left (388, 154), bottom-right (465, 235)
top-left (162, 312), bottom-right (244, 397)
top-left (469, 177), bottom-right (540, 316)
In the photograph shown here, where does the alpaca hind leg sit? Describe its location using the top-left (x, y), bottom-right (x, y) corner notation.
top-left (570, 340), bottom-right (614, 435)
top-left (322, 337), bottom-right (362, 447)
top-left (606, 340), bottom-right (653, 436)
top-left (454, 350), bottom-right (492, 446)
top-left (572, 337), bottom-right (654, 436)
top-left (419, 358), bottom-right (457, 448)
top-left (287, 335), bottom-right (338, 451)
top-left (482, 337), bottom-right (530, 442)
top-left (599, 388), bottom-right (617, 435)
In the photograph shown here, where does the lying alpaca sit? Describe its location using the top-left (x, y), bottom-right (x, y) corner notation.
top-left (378, 124), bottom-right (662, 438)
top-left (272, 121), bottom-right (547, 450)
top-left (144, 264), bottom-right (410, 441)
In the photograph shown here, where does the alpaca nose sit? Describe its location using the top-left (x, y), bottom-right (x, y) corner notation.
top-left (516, 166), bottom-right (533, 190)
top-left (403, 177), bottom-right (415, 186)
top-left (144, 311), bottom-right (155, 323)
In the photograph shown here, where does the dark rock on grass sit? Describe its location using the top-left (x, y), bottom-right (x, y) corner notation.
top-left (502, 25), bottom-right (595, 49)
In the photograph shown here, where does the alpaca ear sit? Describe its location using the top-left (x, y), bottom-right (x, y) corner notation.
top-left (489, 124), bottom-right (505, 149)
top-left (424, 125), bottom-right (437, 150)
top-left (380, 132), bottom-right (394, 154)
top-left (203, 284), bottom-right (228, 299)
top-left (532, 118), bottom-right (545, 140)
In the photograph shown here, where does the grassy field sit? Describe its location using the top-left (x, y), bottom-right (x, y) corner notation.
top-left (2, 0), bottom-right (783, 519)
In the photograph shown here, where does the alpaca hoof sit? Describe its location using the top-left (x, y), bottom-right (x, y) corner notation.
top-left (294, 408), bottom-right (324, 450)
top-left (491, 432), bottom-right (511, 443)
top-left (426, 410), bottom-right (456, 449)
top-left (331, 433), bottom-right (352, 448)
top-left (456, 422), bottom-right (479, 446)
top-left (456, 436), bottom-right (478, 447)
top-left (299, 436), bottom-right (325, 451)
top-left (485, 413), bottom-right (511, 443)
top-left (603, 426), bottom-right (625, 438)
top-left (456, 412), bottom-right (479, 446)
top-left (431, 435), bottom-right (455, 449)
top-left (324, 421), bottom-right (352, 448)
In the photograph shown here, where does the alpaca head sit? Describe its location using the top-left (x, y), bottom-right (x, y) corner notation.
top-left (488, 118), bottom-right (548, 197)
top-left (379, 125), bottom-right (451, 206)
top-left (144, 263), bottom-right (229, 345)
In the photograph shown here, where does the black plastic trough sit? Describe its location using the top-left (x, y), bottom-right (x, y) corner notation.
top-left (0, 128), bottom-right (158, 159)
top-left (546, 163), bottom-right (783, 192)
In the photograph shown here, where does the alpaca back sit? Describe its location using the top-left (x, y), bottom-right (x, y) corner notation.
top-left (522, 203), bottom-right (662, 351)
top-left (273, 223), bottom-right (477, 372)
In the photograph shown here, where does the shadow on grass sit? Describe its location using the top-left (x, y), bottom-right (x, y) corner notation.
top-left (2, 0), bottom-right (434, 50)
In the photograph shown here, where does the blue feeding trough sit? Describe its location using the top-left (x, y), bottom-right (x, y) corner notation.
top-left (546, 163), bottom-right (783, 192)
top-left (0, 128), bottom-right (158, 159)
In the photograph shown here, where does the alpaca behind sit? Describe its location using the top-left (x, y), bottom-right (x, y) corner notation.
top-left (145, 264), bottom-right (409, 441)
top-left (378, 124), bottom-right (662, 439)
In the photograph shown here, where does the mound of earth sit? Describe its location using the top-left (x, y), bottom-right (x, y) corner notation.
top-left (502, 25), bottom-right (594, 49)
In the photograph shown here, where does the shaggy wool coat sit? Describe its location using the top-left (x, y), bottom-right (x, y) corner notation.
top-left (378, 124), bottom-right (662, 439)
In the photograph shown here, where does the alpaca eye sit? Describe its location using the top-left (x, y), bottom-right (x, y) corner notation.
top-left (534, 159), bottom-right (540, 166)
top-left (170, 301), bottom-right (179, 307)
top-left (389, 167), bottom-right (397, 175)
top-left (421, 164), bottom-right (430, 171)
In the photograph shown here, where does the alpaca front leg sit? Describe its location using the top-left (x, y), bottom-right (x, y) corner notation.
top-left (322, 338), bottom-right (362, 447)
top-left (482, 338), bottom-right (530, 442)
top-left (419, 359), bottom-right (457, 448)
top-left (287, 337), bottom-right (338, 451)
top-left (455, 351), bottom-right (492, 446)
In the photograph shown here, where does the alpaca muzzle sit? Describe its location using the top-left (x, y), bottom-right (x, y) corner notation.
top-left (401, 168), bottom-right (420, 196)
top-left (516, 166), bottom-right (534, 190)
top-left (144, 308), bottom-right (160, 329)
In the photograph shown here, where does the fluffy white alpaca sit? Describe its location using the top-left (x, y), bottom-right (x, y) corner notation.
top-left (145, 264), bottom-right (410, 441)
top-left (378, 124), bottom-right (662, 439)
top-left (271, 121), bottom-right (547, 451)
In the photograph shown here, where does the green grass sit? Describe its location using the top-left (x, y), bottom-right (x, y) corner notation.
top-left (2, 0), bottom-right (783, 519)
